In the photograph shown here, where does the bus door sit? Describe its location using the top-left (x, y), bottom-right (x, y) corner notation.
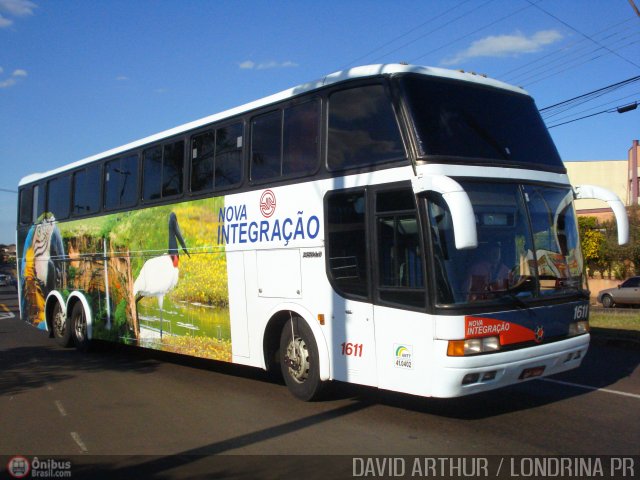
top-left (370, 186), bottom-right (431, 395)
top-left (326, 189), bottom-right (377, 386)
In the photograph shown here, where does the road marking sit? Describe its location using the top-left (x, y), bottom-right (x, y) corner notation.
top-left (54, 400), bottom-right (67, 417)
top-left (70, 432), bottom-right (88, 453)
top-left (539, 378), bottom-right (640, 399)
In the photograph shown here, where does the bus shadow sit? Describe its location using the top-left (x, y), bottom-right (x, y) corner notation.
top-left (0, 342), bottom-right (160, 397)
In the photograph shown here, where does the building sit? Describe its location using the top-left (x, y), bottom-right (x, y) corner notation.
top-left (565, 140), bottom-right (639, 220)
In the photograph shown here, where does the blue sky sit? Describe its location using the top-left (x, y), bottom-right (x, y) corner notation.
top-left (1, 0), bottom-right (638, 244)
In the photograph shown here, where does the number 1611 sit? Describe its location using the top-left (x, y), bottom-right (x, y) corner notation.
top-left (341, 342), bottom-right (363, 357)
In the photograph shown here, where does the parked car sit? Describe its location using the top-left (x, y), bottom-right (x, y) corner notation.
top-left (0, 274), bottom-right (7, 287)
top-left (597, 276), bottom-right (640, 308)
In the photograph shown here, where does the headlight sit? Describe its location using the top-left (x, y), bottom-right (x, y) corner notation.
top-left (568, 320), bottom-right (589, 336)
top-left (447, 336), bottom-right (501, 356)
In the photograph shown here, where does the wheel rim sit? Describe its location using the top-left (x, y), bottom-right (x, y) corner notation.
top-left (74, 308), bottom-right (86, 342)
top-left (603, 296), bottom-right (612, 307)
top-left (53, 308), bottom-right (66, 338)
top-left (285, 337), bottom-right (310, 384)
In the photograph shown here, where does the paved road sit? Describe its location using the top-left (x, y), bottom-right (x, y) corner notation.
top-left (1, 286), bottom-right (638, 478)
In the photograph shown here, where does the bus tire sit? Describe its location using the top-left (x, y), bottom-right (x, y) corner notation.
top-left (279, 317), bottom-right (324, 401)
top-left (71, 302), bottom-right (92, 352)
top-left (52, 301), bottom-right (72, 347)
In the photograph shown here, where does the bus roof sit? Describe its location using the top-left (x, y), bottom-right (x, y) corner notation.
top-left (19, 64), bottom-right (527, 187)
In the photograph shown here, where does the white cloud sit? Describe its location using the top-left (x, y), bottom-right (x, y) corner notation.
top-left (0, 0), bottom-right (37, 17)
top-left (0, 77), bottom-right (17, 88)
top-left (116, 75), bottom-right (129, 81)
top-left (0, 67), bottom-right (28, 88)
top-left (0, 0), bottom-right (36, 28)
top-left (239, 60), bottom-right (298, 70)
top-left (0, 14), bottom-right (12, 27)
top-left (238, 60), bottom-right (256, 70)
top-left (442, 30), bottom-right (563, 66)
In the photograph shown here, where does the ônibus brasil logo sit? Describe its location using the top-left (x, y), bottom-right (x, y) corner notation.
top-left (260, 190), bottom-right (276, 218)
top-left (7, 456), bottom-right (30, 479)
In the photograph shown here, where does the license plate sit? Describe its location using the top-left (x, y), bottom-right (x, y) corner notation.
top-left (519, 366), bottom-right (545, 380)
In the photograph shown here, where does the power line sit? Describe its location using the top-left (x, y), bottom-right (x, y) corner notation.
top-left (0, 188), bottom-right (18, 194)
top-left (539, 75), bottom-right (640, 113)
top-left (366, 0), bottom-right (496, 65)
top-left (498, 17), bottom-right (637, 81)
top-left (410, 0), bottom-right (536, 63)
top-left (526, 0), bottom-right (640, 70)
top-left (338, 0), bottom-right (477, 70)
top-left (523, 37), bottom-right (640, 87)
top-left (547, 101), bottom-right (638, 128)
top-left (504, 25), bottom-right (640, 85)
top-left (545, 90), bottom-right (640, 123)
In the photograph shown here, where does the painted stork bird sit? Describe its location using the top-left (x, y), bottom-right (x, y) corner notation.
top-left (133, 212), bottom-right (190, 337)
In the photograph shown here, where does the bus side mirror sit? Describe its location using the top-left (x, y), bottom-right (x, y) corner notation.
top-left (411, 174), bottom-right (478, 250)
top-left (573, 185), bottom-right (629, 245)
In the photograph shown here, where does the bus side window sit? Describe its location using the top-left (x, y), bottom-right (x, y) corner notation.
top-left (143, 145), bottom-right (163, 201)
top-left (251, 110), bottom-right (282, 181)
top-left (105, 155), bottom-right (138, 210)
top-left (142, 140), bottom-right (184, 201)
top-left (19, 187), bottom-right (33, 225)
top-left (326, 190), bottom-right (369, 298)
top-left (72, 164), bottom-right (101, 216)
top-left (162, 141), bottom-right (184, 197)
top-left (191, 130), bottom-right (215, 192)
top-left (47, 175), bottom-right (71, 220)
top-left (327, 84), bottom-right (404, 171)
top-left (283, 100), bottom-right (319, 176)
top-left (215, 123), bottom-right (243, 188)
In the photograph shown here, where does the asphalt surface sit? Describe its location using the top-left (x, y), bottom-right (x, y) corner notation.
top-left (0, 286), bottom-right (638, 479)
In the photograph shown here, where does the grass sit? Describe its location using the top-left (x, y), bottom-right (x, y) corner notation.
top-left (589, 310), bottom-right (640, 331)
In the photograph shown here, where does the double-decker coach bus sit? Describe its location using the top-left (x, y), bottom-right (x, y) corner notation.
top-left (17, 64), bottom-right (628, 401)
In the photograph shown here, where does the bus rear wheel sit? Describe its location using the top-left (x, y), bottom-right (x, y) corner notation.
top-left (279, 317), bottom-right (324, 401)
top-left (71, 302), bottom-right (91, 351)
top-left (52, 301), bottom-right (72, 347)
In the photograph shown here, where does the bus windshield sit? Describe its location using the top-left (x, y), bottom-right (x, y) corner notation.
top-left (426, 181), bottom-right (585, 307)
top-left (400, 75), bottom-right (564, 171)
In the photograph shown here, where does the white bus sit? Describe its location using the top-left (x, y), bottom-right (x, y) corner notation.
top-left (17, 64), bottom-right (628, 400)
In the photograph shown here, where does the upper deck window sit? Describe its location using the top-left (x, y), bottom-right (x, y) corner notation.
top-left (250, 100), bottom-right (319, 182)
top-left (143, 140), bottom-right (184, 201)
top-left (400, 75), bottom-right (564, 171)
top-left (47, 175), bottom-right (71, 220)
top-left (105, 154), bottom-right (138, 210)
top-left (191, 122), bottom-right (243, 192)
top-left (73, 164), bottom-right (101, 216)
top-left (19, 187), bottom-right (33, 225)
top-left (327, 84), bottom-right (404, 171)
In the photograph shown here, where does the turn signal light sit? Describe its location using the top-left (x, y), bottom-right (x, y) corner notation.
top-left (568, 320), bottom-right (589, 336)
top-left (447, 336), bottom-right (501, 356)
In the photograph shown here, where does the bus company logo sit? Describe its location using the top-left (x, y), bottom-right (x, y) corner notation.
top-left (7, 456), bottom-right (30, 479)
top-left (260, 190), bottom-right (276, 218)
top-left (394, 344), bottom-right (413, 369)
top-left (534, 326), bottom-right (545, 343)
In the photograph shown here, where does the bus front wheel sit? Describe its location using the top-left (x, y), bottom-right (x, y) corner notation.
top-left (279, 317), bottom-right (324, 401)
